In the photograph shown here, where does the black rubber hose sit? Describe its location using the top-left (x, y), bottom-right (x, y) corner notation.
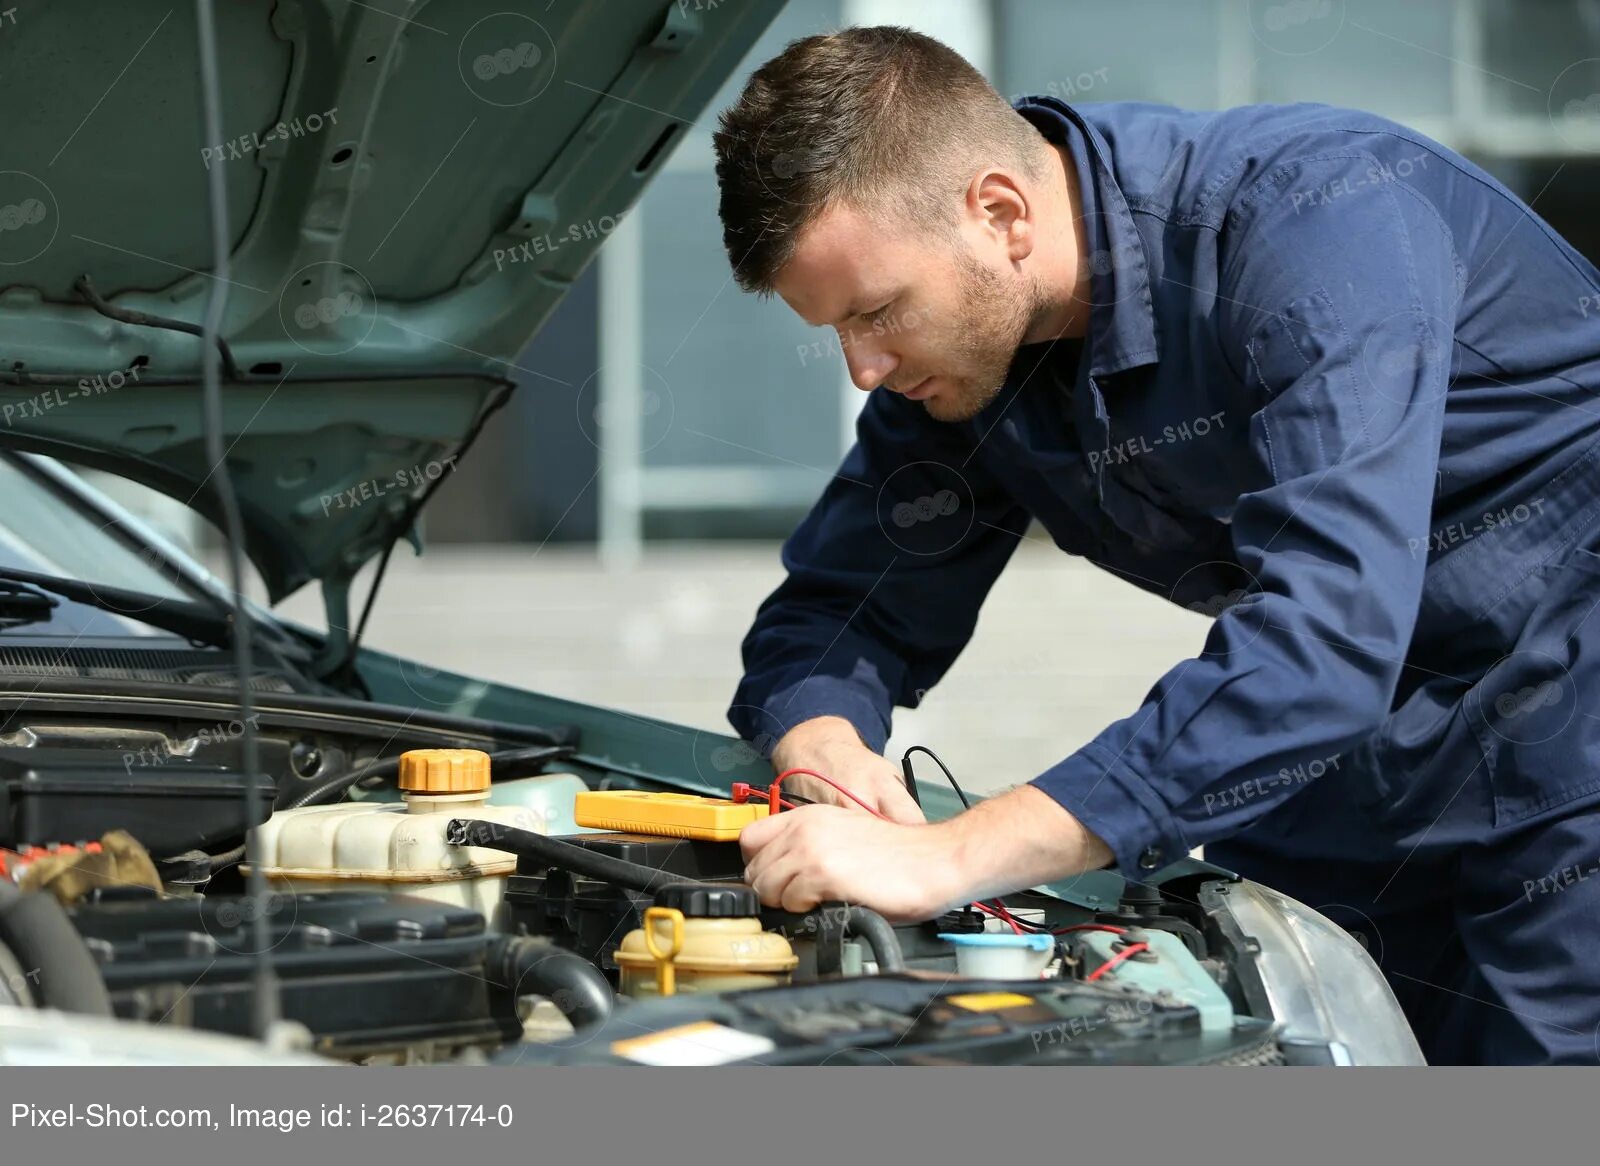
top-left (206, 842), bottom-right (246, 872)
top-left (844, 905), bottom-right (906, 973)
top-left (488, 936), bottom-right (613, 1030)
top-left (0, 881), bottom-right (114, 1016)
top-left (448, 819), bottom-right (678, 894)
top-left (282, 753), bottom-right (405, 809)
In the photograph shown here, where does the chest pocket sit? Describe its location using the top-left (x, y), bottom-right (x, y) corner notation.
top-left (1088, 372), bottom-right (1226, 554)
top-left (1098, 459), bottom-right (1215, 552)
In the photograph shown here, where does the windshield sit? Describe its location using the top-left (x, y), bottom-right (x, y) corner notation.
top-left (0, 454), bottom-right (215, 637)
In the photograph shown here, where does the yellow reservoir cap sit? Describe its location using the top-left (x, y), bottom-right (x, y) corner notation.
top-left (573, 790), bottom-right (769, 841)
top-left (398, 748), bottom-right (491, 795)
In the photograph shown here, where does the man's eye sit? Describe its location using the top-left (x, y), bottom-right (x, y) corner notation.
top-left (863, 304), bottom-right (892, 323)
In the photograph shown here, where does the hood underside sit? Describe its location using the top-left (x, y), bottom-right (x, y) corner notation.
top-left (0, 0), bottom-right (783, 602)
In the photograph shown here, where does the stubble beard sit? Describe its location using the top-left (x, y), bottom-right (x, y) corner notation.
top-left (924, 250), bottom-right (1049, 423)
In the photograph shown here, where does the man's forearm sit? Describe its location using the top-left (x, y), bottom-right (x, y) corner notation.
top-left (770, 715), bottom-right (866, 770)
top-left (767, 714), bottom-right (926, 823)
top-left (935, 784), bottom-right (1115, 905)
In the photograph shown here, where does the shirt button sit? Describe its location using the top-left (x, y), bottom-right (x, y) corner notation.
top-left (1138, 846), bottom-right (1163, 871)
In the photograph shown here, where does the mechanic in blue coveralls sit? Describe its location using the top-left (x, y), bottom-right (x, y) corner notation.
top-left (712, 27), bottom-right (1600, 1064)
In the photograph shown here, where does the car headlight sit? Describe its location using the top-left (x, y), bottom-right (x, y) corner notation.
top-left (1204, 880), bottom-right (1426, 1065)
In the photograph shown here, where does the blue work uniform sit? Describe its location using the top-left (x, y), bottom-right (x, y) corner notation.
top-left (728, 96), bottom-right (1600, 1064)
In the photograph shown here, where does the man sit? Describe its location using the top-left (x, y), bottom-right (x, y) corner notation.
top-left (713, 26), bottom-right (1600, 1064)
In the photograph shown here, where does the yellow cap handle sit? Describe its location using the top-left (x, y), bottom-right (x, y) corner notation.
top-left (643, 906), bottom-right (685, 997)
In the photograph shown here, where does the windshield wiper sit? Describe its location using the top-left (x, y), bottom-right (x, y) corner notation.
top-left (0, 580), bottom-right (60, 631)
top-left (0, 567), bottom-right (240, 647)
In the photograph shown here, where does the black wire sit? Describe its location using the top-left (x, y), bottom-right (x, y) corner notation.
top-left (901, 744), bottom-right (972, 809)
top-left (75, 274), bottom-right (242, 381)
top-left (194, 0), bottom-right (277, 1038)
top-left (350, 534), bottom-right (398, 648)
top-left (899, 746), bottom-right (1051, 931)
top-left (0, 363), bottom-right (147, 387)
top-left (341, 382), bottom-right (515, 672)
top-left (1004, 911), bottom-right (1052, 933)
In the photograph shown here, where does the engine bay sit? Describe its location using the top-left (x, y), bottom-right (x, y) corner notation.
top-left (0, 690), bottom-right (1299, 1066)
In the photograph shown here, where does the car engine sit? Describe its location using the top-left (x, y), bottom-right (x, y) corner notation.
top-left (0, 700), bottom-right (1381, 1066)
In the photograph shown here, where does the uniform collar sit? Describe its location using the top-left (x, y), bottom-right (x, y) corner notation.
top-left (1012, 96), bottom-right (1160, 378)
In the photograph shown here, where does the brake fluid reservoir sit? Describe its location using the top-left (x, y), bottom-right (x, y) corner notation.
top-left (251, 748), bottom-right (562, 926)
top-left (614, 884), bottom-right (797, 998)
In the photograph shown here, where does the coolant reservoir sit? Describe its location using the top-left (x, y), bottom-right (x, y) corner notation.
top-left (251, 748), bottom-right (570, 926)
top-left (615, 883), bottom-right (797, 998)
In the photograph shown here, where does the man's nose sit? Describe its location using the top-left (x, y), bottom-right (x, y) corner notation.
top-left (842, 337), bottom-right (897, 392)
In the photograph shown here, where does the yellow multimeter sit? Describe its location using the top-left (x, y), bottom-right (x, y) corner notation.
top-left (572, 790), bottom-right (770, 841)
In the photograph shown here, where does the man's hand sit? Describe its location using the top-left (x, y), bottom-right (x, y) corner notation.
top-left (768, 715), bottom-right (924, 824)
top-left (739, 804), bottom-right (961, 922)
top-left (738, 783), bottom-right (1115, 921)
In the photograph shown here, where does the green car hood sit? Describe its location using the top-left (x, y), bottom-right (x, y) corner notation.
top-left (0, 0), bottom-right (782, 613)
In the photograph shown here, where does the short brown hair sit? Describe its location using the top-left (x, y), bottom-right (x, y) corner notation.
top-left (712, 26), bottom-right (1046, 294)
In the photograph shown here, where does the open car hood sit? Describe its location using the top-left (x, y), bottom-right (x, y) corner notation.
top-left (0, 0), bottom-right (782, 613)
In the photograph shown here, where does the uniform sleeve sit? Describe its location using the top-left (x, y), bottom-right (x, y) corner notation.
top-left (1030, 154), bottom-right (1462, 875)
top-left (729, 387), bottom-right (1031, 754)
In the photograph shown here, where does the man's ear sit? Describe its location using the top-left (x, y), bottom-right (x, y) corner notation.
top-left (965, 167), bottom-right (1034, 263)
